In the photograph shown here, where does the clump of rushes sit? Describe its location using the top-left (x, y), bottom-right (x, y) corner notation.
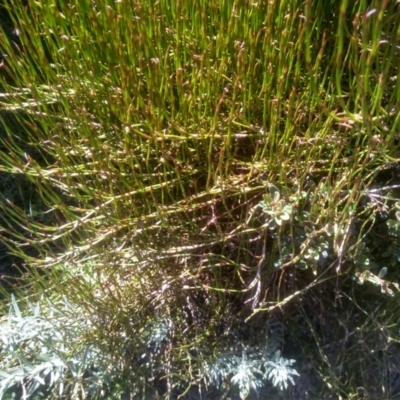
top-left (0, 0), bottom-right (400, 398)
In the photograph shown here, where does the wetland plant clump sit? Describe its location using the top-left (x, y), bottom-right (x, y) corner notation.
top-left (0, 0), bottom-right (400, 398)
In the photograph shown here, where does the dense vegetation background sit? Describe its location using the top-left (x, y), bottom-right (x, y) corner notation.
top-left (0, 0), bottom-right (400, 398)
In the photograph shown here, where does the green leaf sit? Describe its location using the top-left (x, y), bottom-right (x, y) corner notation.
top-left (276, 199), bottom-right (286, 211)
top-left (386, 219), bottom-right (400, 237)
top-left (11, 294), bottom-right (22, 320)
top-left (296, 260), bottom-right (308, 270)
top-left (311, 260), bottom-right (318, 275)
top-left (284, 204), bottom-right (293, 214)
top-left (15, 352), bottom-right (35, 369)
top-left (378, 267), bottom-right (387, 278)
top-left (268, 219), bottom-right (277, 230)
top-left (268, 184), bottom-right (280, 202)
top-left (280, 186), bottom-right (291, 199)
top-left (358, 254), bottom-right (370, 267)
top-left (263, 193), bottom-right (273, 205)
top-left (239, 386), bottom-right (250, 400)
top-left (312, 251), bottom-right (320, 261)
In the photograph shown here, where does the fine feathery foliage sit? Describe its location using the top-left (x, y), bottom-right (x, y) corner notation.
top-left (0, 294), bottom-right (298, 399)
top-left (0, 0), bottom-right (400, 398)
top-left (0, 295), bottom-right (115, 399)
top-left (205, 347), bottom-right (299, 399)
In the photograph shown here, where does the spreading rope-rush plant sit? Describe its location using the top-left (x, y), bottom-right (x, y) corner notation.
top-left (0, 0), bottom-right (399, 398)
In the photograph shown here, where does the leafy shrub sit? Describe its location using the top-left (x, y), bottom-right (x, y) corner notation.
top-left (205, 347), bottom-right (299, 399)
top-left (0, 295), bottom-right (115, 399)
top-left (0, 294), bottom-right (299, 399)
top-left (0, 0), bottom-right (399, 398)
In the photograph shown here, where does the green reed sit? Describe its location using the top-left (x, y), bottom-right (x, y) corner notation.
top-left (0, 0), bottom-right (399, 397)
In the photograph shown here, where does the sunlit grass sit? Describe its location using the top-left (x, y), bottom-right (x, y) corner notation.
top-left (0, 0), bottom-right (400, 397)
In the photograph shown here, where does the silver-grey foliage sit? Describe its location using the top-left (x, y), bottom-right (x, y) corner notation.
top-left (0, 295), bottom-right (299, 399)
top-left (204, 345), bottom-right (299, 399)
top-left (0, 295), bottom-right (114, 399)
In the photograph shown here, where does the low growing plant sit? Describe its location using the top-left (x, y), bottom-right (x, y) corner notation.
top-left (205, 347), bottom-right (299, 399)
top-left (0, 295), bottom-right (117, 399)
top-left (0, 0), bottom-right (399, 398)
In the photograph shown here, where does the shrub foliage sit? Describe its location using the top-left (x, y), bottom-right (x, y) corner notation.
top-left (0, 0), bottom-right (400, 398)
